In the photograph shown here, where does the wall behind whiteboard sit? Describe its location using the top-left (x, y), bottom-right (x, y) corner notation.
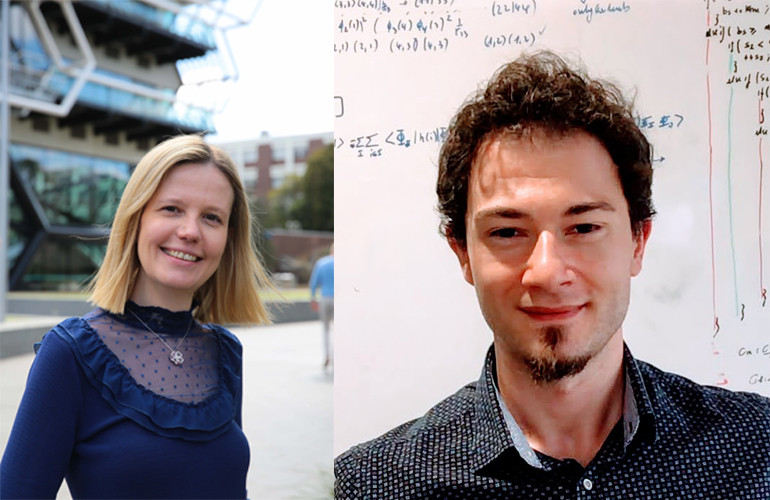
top-left (334, 0), bottom-right (770, 455)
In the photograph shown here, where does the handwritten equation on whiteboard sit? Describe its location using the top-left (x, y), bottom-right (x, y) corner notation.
top-left (335, 0), bottom-right (550, 55)
top-left (335, 113), bottom-right (685, 162)
top-left (335, 126), bottom-right (447, 159)
top-left (704, 0), bottom-right (769, 393)
top-left (704, 0), bottom-right (768, 327)
top-left (335, 0), bottom-right (640, 55)
top-left (706, 2), bottom-right (770, 105)
top-left (736, 342), bottom-right (770, 389)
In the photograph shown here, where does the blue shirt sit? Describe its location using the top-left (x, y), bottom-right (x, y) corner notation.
top-left (335, 344), bottom-right (770, 498)
top-left (310, 255), bottom-right (334, 299)
top-left (1, 306), bottom-right (249, 499)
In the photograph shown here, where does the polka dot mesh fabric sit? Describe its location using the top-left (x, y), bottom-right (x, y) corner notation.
top-left (86, 305), bottom-right (219, 404)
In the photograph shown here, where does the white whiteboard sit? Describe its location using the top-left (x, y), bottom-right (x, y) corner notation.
top-left (334, 0), bottom-right (770, 455)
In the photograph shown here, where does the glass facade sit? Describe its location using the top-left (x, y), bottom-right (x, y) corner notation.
top-left (19, 238), bottom-right (109, 292)
top-left (9, 145), bottom-right (131, 291)
top-left (85, 80), bottom-right (214, 131)
top-left (11, 145), bottom-right (129, 227)
top-left (7, 189), bottom-right (30, 272)
top-left (52, 73), bottom-right (214, 131)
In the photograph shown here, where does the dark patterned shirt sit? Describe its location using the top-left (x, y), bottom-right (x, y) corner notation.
top-left (335, 345), bottom-right (770, 499)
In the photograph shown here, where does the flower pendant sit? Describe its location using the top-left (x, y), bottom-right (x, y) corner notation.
top-left (169, 350), bottom-right (184, 366)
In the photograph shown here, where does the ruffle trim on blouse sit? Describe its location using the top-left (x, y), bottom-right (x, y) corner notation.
top-left (49, 315), bottom-right (242, 442)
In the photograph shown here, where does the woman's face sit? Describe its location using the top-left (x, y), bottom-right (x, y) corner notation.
top-left (131, 162), bottom-right (234, 311)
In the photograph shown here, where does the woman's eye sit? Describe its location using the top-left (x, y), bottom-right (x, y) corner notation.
top-left (162, 206), bottom-right (179, 213)
top-left (204, 214), bottom-right (223, 224)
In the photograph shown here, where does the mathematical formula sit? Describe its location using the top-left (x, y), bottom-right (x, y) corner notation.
top-left (336, 114), bottom-right (683, 161)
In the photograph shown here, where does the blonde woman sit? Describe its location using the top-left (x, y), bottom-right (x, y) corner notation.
top-left (1, 135), bottom-right (272, 499)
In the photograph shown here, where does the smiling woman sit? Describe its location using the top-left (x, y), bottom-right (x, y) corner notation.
top-left (91, 134), bottom-right (272, 325)
top-left (0, 135), bottom-right (274, 499)
top-left (132, 163), bottom-right (235, 313)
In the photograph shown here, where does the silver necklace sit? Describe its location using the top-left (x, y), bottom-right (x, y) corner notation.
top-left (128, 309), bottom-right (194, 366)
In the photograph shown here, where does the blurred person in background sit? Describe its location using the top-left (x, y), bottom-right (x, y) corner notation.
top-left (1, 135), bottom-right (273, 499)
top-left (310, 243), bottom-right (334, 370)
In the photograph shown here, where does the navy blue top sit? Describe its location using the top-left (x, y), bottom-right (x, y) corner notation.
top-left (335, 345), bottom-right (770, 499)
top-left (1, 305), bottom-right (249, 499)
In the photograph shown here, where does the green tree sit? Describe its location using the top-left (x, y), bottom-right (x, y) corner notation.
top-left (262, 143), bottom-right (334, 231)
top-left (298, 143), bottom-right (334, 231)
top-left (264, 174), bottom-right (304, 229)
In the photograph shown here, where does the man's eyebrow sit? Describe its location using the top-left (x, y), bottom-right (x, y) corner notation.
top-left (473, 208), bottom-right (530, 222)
top-left (474, 202), bottom-right (616, 222)
top-left (564, 202), bottom-right (616, 216)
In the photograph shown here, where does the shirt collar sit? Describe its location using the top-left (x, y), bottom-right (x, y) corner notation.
top-left (468, 346), bottom-right (522, 474)
top-left (473, 343), bottom-right (658, 474)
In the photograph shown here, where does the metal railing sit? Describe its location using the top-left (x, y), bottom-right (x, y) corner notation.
top-left (87, 0), bottom-right (216, 48)
top-left (10, 48), bottom-right (214, 131)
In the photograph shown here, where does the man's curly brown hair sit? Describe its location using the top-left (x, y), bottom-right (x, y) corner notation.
top-left (437, 50), bottom-right (655, 245)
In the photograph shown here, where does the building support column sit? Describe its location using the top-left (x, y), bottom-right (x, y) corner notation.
top-left (1, 0), bottom-right (11, 321)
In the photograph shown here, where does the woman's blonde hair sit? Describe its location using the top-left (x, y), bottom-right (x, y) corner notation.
top-left (88, 134), bottom-right (273, 325)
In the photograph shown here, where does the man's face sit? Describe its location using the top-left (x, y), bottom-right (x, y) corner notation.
top-left (449, 130), bottom-right (650, 383)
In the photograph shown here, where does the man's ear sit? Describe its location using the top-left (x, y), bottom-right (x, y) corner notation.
top-left (630, 219), bottom-right (652, 277)
top-left (448, 235), bottom-right (474, 286)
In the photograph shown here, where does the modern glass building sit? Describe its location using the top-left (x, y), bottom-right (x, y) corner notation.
top-left (3, 0), bottom-right (236, 290)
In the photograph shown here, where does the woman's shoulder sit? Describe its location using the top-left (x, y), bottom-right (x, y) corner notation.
top-left (203, 323), bottom-right (243, 353)
top-left (201, 323), bottom-right (243, 378)
top-left (41, 309), bottom-right (127, 356)
top-left (45, 313), bottom-right (92, 332)
top-left (28, 316), bottom-right (91, 382)
top-left (37, 312), bottom-right (98, 353)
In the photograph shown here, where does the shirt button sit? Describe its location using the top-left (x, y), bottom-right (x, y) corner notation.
top-left (583, 478), bottom-right (593, 490)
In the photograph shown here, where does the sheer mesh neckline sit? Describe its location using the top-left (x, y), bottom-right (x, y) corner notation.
top-left (88, 303), bottom-right (220, 404)
top-left (48, 313), bottom-right (242, 440)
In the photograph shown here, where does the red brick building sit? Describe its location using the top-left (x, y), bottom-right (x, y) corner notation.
top-left (213, 132), bottom-right (333, 199)
top-left (211, 133), bottom-right (334, 282)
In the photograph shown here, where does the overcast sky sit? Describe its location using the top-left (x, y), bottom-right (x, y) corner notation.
top-left (191, 0), bottom-right (332, 142)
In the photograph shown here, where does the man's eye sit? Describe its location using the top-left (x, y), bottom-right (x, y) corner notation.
top-left (491, 228), bottom-right (521, 238)
top-left (571, 224), bottom-right (600, 235)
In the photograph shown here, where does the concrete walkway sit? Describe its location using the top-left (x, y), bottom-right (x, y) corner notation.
top-left (0, 320), bottom-right (333, 499)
